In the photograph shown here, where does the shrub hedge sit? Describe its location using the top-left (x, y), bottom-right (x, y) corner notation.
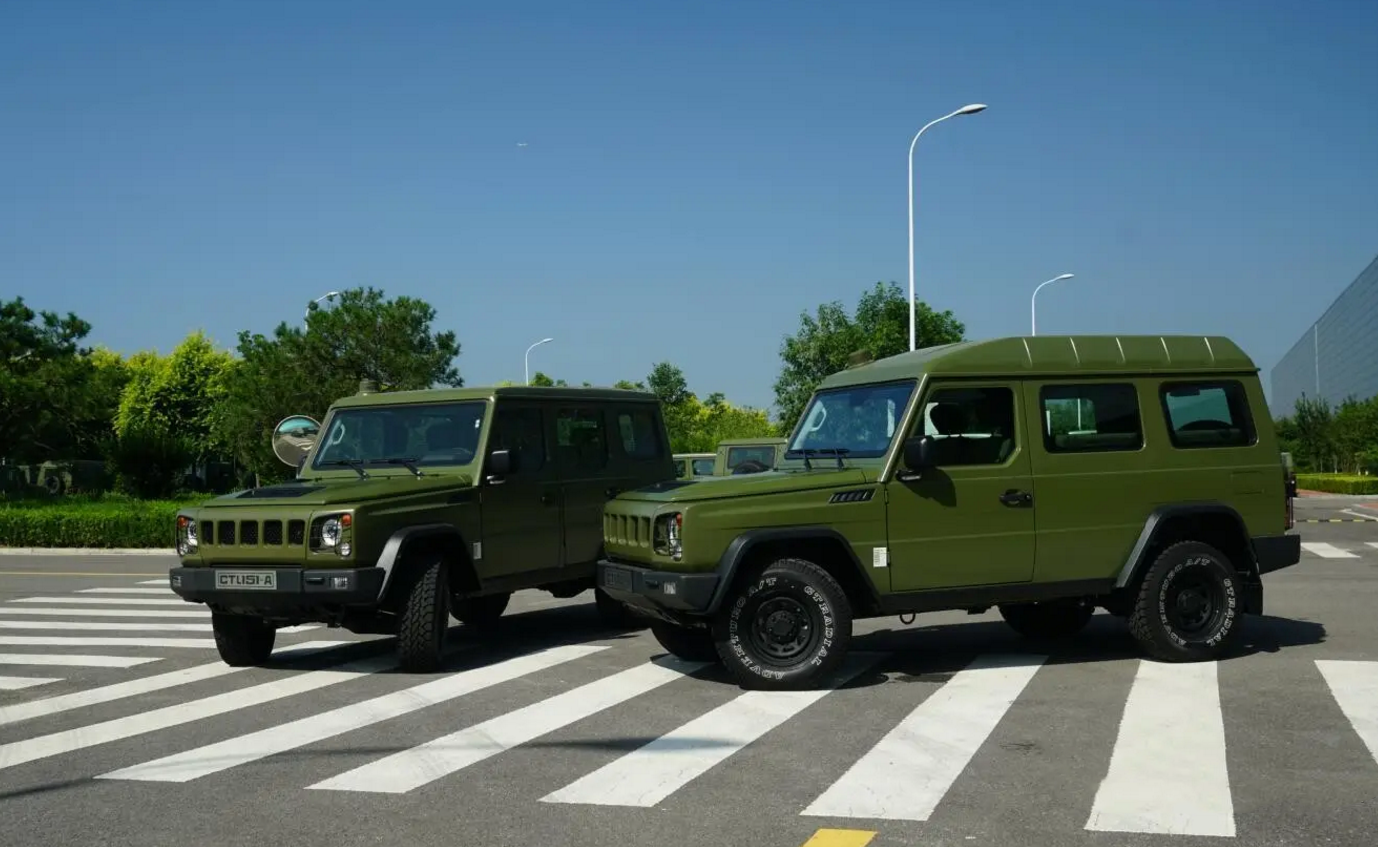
top-left (1295, 474), bottom-right (1378, 495)
top-left (0, 494), bottom-right (205, 548)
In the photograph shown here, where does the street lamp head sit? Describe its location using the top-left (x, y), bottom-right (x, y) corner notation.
top-left (539, 337), bottom-right (553, 344)
top-left (956, 103), bottom-right (987, 115)
top-left (1053, 273), bottom-right (1074, 282)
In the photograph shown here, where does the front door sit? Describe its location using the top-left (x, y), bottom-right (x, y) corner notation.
top-left (885, 380), bottom-right (1037, 592)
top-left (479, 402), bottom-right (563, 579)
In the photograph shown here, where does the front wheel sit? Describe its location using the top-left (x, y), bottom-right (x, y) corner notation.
top-left (211, 612), bottom-right (276, 666)
top-left (396, 556), bottom-right (450, 672)
top-left (1129, 540), bottom-right (1244, 662)
top-left (711, 557), bottom-right (852, 691)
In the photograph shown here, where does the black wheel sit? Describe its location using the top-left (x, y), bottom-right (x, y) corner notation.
top-left (396, 555), bottom-right (450, 672)
top-left (451, 591), bottom-right (510, 631)
top-left (211, 612), bottom-right (276, 666)
top-left (594, 587), bottom-right (647, 629)
top-left (710, 557), bottom-right (851, 690)
top-left (998, 598), bottom-right (1095, 639)
top-left (731, 460), bottom-right (770, 475)
top-left (1129, 540), bottom-right (1244, 662)
top-left (650, 621), bottom-right (720, 662)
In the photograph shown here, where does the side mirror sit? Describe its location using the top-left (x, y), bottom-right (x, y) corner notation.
top-left (485, 449), bottom-right (513, 481)
top-left (902, 435), bottom-right (935, 473)
top-left (272, 415), bottom-right (322, 467)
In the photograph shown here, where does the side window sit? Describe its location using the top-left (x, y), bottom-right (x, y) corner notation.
top-left (692, 458), bottom-right (715, 476)
top-left (616, 408), bottom-right (662, 461)
top-left (918, 386), bottom-right (1016, 466)
top-left (488, 406), bottom-right (546, 474)
top-left (555, 407), bottom-right (608, 472)
top-left (1040, 383), bottom-right (1143, 453)
top-left (1160, 381), bottom-right (1255, 448)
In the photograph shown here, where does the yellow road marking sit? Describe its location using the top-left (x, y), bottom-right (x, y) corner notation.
top-left (0, 571), bottom-right (165, 578)
top-left (800, 829), bottom-right (877, 847)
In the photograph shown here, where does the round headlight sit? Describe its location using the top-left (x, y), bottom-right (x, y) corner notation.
top-left (321, 518), bottom-right (342, 547)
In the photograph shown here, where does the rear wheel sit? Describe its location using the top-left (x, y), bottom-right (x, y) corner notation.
top-left (999, 598), bottom-right (1095, 639)
top-left (211, 612), bottom-right (275, 666)
top-left (650, 621), bottom-right (719, 662)
top-left (396, 555), bottom-right (450, 671)
top-left (711, 556), bottom-right (851, 691)
top-left (1129, 540), bottom-right (1243, 661)
top-left (451, 591), bottom-right (510, 632)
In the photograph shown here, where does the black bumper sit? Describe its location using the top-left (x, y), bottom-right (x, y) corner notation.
top-left (169, 566), bottom-right (385, 609)
top-left (1253, 534), bottom-right (1302, 575)
top-left (596, 559), bottom-right (719, 616)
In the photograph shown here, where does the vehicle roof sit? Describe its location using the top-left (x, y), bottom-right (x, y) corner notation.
top-left (329, 384), bottom-right (661, 409)
top-left (819, 335), bottom-right (1258, 390)
top-left (717, 437), bottom-right (787, 446)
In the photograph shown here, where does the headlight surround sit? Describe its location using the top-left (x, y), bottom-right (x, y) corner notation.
top-left (176, 514), bottom-right (198, 556)
top-left (311, 512), bottom-right (354, 557)
top-left (653, 512), bottom-right (682, 561)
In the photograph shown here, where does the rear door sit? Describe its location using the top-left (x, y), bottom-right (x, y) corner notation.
top-left (553, 403), bottom-right (615, 569)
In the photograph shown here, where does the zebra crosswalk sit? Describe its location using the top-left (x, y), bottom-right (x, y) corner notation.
top-left (2, 625), bottom-right (1377, 838)
top-left (1301, 540), bottom-right (1378, 559)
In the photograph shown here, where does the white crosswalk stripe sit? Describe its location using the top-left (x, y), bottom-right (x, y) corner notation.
top-left (1315, 660), bottom-right (1378, 766)
top-left (0, 675), bottom-right (61, 691)
top-left (0, 653), bottom-right (159, 669)
top-left (77, 587), bottom-right (179, 595)
top-left (1086, 660), bottom-right (1234, 837)
top-left (1301, 541), bottom-right (1360, 559)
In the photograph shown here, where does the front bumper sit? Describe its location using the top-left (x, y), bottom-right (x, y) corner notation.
top-left (169, 565), bottom-right (385, 610)
top-left (596, 558), bottom-right (719, 616)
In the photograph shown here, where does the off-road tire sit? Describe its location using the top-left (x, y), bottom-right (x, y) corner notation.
top-left (212, 612), bottom-right (276, 666)
top-left (451, 591), bottom-right (510, 632)
top-left (999, 598), bottom-right (1095, 639)
top-left (1129, 540), bottom-right (1243, 662)
top-left (396, 555), bottom-right (450, 672)
top-left (711, 557), bottom-right (851, 691)
top-left (650, 621), bottom-right (720, 662)
top-left (594, 587), bottom-right (647, 629)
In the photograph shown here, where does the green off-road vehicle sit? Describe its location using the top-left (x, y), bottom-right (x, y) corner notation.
top-left (169, 383), bottom-right (674, 671)
top-left (597, 335), bottom-right (1301, 690)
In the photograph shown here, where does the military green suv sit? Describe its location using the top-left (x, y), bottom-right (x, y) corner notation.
top-left (597, 335), bottom-right (1301, 690)
top-left (169, 384), bottom-right (674, 671)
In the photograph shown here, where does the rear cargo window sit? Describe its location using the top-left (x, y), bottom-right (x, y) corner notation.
top-left (1159, 381), bottom-right (1256, 448)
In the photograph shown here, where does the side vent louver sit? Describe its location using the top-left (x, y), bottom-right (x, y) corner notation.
top-left (828, 489), bottom-right (875, 504)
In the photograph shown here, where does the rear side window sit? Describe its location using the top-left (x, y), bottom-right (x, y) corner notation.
top-left (616, 408), bottom-right (663, 461)
top-left (1159, 381), bottom-right (1255, 448)
top-left (727, 446), bottom-right (776, 470)
top-left (1039, 383), bottom-right (1143, 453)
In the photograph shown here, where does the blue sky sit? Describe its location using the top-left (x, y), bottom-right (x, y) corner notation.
top-left (3, 0), bottom-right (1375, 415)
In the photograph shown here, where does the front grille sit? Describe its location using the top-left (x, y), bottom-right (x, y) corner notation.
top-left (288, 520), bottom-right (306, 545)
top-left (217, 520), bottom-right (236, 545)
top-left (263, 520), bottom-right (283, 545)
top-left (604, 513), bottom-right (651, 547)
top-left (240, 521), bottom-right (259, 545)
top-left (202, 517), bottom-right (306, 547)
top-left (201, 521), bottom-right (214, 544)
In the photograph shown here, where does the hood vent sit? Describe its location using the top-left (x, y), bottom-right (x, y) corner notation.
top-left (236, 484), bottom-right (325, 499)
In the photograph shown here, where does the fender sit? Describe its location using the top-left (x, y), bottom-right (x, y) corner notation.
top-left (376, 523), bottom-right (474, 603)
top-left (705, 526), bottom-right (881, 615)
top-left (1113, 502), bottom-right (1257, 589)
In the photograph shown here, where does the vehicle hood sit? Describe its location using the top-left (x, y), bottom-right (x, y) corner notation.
top-left (194, 472), bottom-right (475, 508)
top-left (618, 467), bottom-right (873, 503)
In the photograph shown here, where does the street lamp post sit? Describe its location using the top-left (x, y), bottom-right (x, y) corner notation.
top-left (304, 291), bottom-right (340, 324)
top-left (1030, 273), bottom-right (1076, 336)
top-left (525, 337), bottom-right (553, 385)
top-left (908, 103), bottom-right (987, 351)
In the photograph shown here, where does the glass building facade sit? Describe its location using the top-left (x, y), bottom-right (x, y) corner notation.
top-left (1269, 253), bottom-right (1378, 418)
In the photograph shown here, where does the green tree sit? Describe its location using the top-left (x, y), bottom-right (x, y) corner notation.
top-left (772, 281), bottom-right (966, 429)
top-left (210, 287), bottom-right (462, 484)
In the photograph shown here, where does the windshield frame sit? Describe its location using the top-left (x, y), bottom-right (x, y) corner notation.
top-left (783, 378), bottom-right (919, 462)
top-left (307, 399), bottom-right (490, 474)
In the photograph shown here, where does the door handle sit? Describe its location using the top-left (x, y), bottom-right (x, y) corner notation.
top-left (999, 489), bottom-right (1032, 507)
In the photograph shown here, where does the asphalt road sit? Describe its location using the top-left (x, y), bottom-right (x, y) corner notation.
top-left (0, 498), bottom-right (1375, 847)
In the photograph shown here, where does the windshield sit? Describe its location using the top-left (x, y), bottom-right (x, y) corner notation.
top-left (787, 380), bottom-right (916, 459)
top-left (310, 401), bottom-right (486, 470)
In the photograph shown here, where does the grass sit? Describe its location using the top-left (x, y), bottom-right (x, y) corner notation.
top-left (0, 492), bottom-right (209, 548)
top-left (1294, 473), bottom-right (1378, 495)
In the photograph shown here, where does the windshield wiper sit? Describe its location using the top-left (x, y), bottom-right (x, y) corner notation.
top-left (378, 457), bottom-right (424, 477)
top-left (320, 459), bottom-right (369, 479)
top-left (790, 448), bottom-right (851, 469)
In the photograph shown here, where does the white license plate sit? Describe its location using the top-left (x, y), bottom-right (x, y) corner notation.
top-left (215, 570), bottom-right (277, 590)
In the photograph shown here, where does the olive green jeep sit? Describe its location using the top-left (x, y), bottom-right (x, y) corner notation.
top-left (170, 383), bottom-right (674, 671)
top-left (596, 335), bottom-right (1301, 690)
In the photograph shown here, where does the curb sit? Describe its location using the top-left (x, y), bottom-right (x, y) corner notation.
top-left (0, 548), bottom-right (177, 556)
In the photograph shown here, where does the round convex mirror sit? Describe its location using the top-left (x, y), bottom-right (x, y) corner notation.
top-left (271, 415), bottom-right (321, 467)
